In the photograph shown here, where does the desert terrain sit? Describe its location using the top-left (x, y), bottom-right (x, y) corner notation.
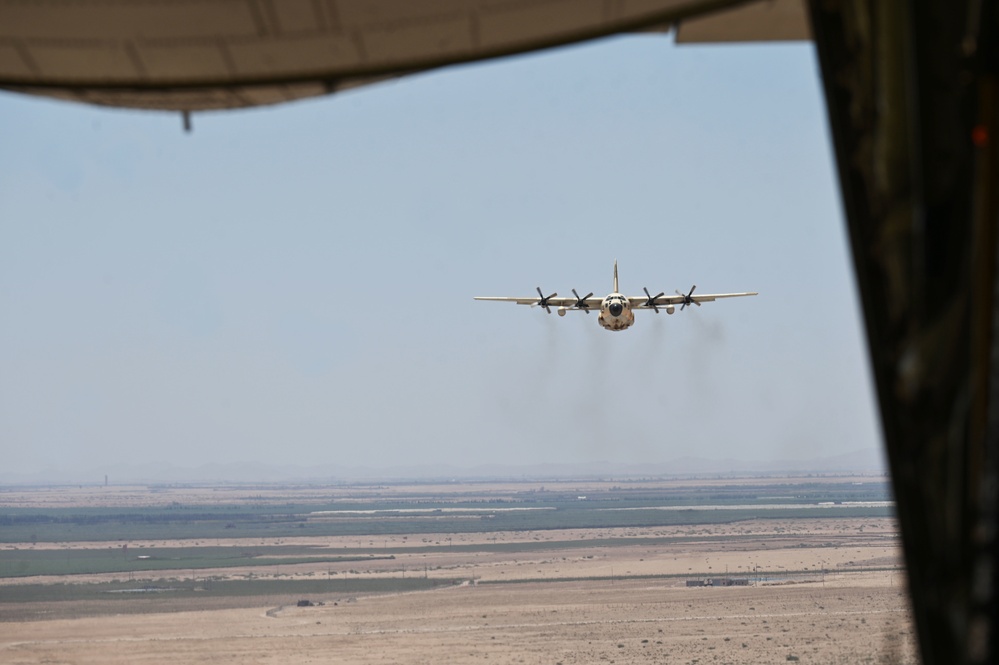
top-left (0, 479), bottom-right (915, 664)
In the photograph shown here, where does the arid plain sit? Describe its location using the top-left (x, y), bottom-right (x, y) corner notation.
top-left (0, 479), bottom-right (916, 664)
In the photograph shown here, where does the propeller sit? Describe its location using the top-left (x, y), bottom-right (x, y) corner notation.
top-left (676, 285), bottom-right (700, 310)
top-left (643, 287), bottom-right (665, 313)
top-left (533, 287), bottom-right (557, 313)
top-left (572, 289), bottom-right (594, 313)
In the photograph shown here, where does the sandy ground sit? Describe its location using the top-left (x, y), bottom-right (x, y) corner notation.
top-left (0, 518), bottom-right (915, 663)
top-left (1, 578), bottom-right (915, 664)
top-left (1, 483), bottom-right (912, 663)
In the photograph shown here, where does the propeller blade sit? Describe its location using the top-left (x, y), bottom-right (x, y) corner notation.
top-left (536, 287), bottom-right (556, 313)
top-left (643, 287), bottom-right (665, 313)
top-left (572, 289), bottom-right (594, 313)
top-left (688, 285), bottom-right (701, 307)
top-left (677, 285), bottom-right (698, 310)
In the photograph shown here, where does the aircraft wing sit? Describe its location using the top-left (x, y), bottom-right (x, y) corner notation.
top-left (474, 296), bottom-right (603, 310)
top-left (628, 291), bottom-right (758, 309)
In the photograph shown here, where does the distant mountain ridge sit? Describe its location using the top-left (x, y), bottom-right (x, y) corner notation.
top-left (1, 449), bottom-right (886, 485)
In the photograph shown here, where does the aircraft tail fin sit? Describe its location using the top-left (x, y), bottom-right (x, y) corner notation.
top-left (613, 260), bottom-right (619, 293)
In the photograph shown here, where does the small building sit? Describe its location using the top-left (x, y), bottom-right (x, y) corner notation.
top-left (708, 578), bottom-right (750, 587)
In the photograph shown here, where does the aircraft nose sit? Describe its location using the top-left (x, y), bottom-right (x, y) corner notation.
top-left (609, 303), bottom-right (623, 317)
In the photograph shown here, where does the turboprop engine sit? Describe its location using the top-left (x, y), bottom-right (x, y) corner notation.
top-left (642, 287), bottom-right (675, 315)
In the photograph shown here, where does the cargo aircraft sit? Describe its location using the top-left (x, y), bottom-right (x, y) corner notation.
top-left (475, 262), bottom-right (757, 331)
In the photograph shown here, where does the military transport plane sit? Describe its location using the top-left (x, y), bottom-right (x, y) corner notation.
top-left (475, 262), bottom-right (757, 331)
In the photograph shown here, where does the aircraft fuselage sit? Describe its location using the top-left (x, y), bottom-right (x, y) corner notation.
top-left (597, 293), bottom-right (635, 331)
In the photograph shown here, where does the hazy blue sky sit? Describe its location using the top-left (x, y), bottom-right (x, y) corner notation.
top-left (0, 35), bottom-right (883, 481)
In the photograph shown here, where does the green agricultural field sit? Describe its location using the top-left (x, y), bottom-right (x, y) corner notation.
top-left (0, 545), bottom-right (394, 578)
top-left (0, 576), bottom-right (460, 604)
top-left (0, 480), bottom-right (894, 543)
top-left (0, 479), bottom-right (901, 624)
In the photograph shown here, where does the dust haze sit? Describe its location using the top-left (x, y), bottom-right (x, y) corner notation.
top-left (487, 307), bottom-right (737, 467)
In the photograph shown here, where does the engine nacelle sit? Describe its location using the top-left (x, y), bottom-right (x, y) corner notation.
top-left (666, 304), bottom-right (675, 315)
top-left (557, 307), bottom-right (568, 317)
